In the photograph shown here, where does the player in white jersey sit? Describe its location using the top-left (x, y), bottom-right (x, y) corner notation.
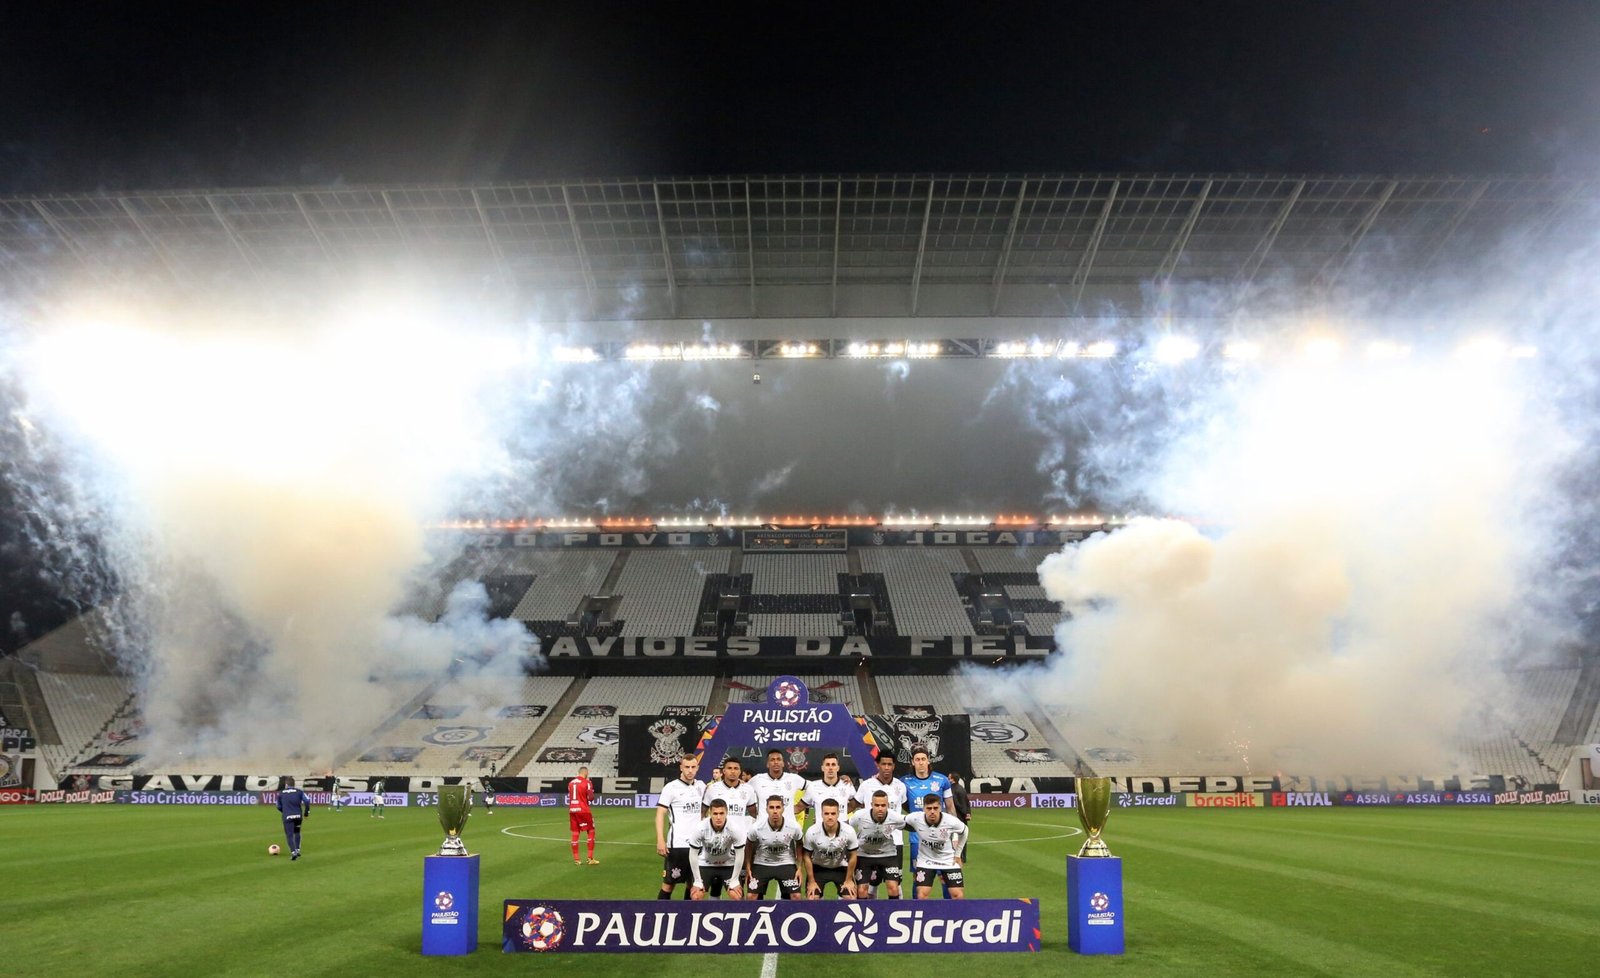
top-left (702, 757), bottom-right (756, 829)
top-left (687, 799), bottom-right (748, 900)
top-left (848, 788), bottom-right (908, 899)
top-left (801, 752), bottom-right (856, 824)
top-left (743, 794), bottom-right (804, 899)
top-left (905, 794), bottom-right (968, 899)
top-left (852, 752), bottom-right (907, 814)
top-left (801, 799), bottom-right (860, 898)
top-left (654, 755), bottom-right (705, 899)
top-left (746, 748), bottom-right (806, 821)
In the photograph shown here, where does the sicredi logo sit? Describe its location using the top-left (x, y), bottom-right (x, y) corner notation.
top-left (564, 905), bottom-right (1028, 950)
top-left (833, 903), bottom-right (878, 952)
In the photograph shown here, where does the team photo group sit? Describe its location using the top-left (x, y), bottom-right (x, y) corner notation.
top-left (650, 747), bottom-right (970, 902)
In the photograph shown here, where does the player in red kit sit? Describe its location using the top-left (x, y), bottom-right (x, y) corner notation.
top-left (568, 765), bottom-right (599, 864)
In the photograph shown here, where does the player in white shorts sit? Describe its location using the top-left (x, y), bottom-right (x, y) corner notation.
top-left (905, 793), bottom-right (968, 899)
top-left (848, 788), bottom-right (907, 899)
top-left (655, 755), bottom-right (705, 899)
top-left (743, 794), bottom-right (804, 899)
top-left (801, 799), bottom-right (859, 899)
top-left (370, 779), bottom-right (386, 818)
top-left (687, 799), bottom-right (748, 900)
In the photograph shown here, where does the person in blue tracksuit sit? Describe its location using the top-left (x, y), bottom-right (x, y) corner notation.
top-left (277, 776), bottom-right (310, 860)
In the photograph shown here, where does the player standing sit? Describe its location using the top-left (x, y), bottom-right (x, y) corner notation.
top-left (567, 765), bottom-right (598, 864)
top-left (905, 794), bottom-right (968, 899)
top-left (848, 789), bottom-right (907, 899)
top-left (703, 756), bottom-right (756, 830)
top-left (900, 749), bottom-right (951, 869)
top-left (801, 799), bottom-right (859, 898)
top-left (686, 799), bottom-right (748, 900)
top-left (654, 755), bottom-right (705, 899)
top-left (743, 794), bottom-right (804, 900)
top-left (747, 748), bottom-right (806, 822)
top-left (371, 778), bottom-right (386, 819)
top-left (801, 752), bottom-right (855, 825)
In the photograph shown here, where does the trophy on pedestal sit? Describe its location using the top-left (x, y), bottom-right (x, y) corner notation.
top-left (437, 784), bottom-right (472, 856)
top-left (1076, 776), bottom-right (1113, 857)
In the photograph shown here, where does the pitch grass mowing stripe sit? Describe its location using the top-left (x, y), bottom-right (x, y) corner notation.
top-left (5, 804), bottom-right (1599, 978)
top-left (1132, 833), bottom-right (1596, 937)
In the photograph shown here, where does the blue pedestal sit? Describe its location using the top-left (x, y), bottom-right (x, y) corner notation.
top-left (422, 854), bottom-right (480, 956)
top-left (1066, 855), bottom-right (1124, 955)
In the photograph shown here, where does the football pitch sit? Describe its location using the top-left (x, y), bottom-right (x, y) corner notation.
top-left (3, 804), bottom-right (1595, 977)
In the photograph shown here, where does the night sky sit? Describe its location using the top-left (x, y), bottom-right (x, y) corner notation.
top-left (4, 1), bottom-right (1600, 193)
top-left (5, 1), bottom-right (1600, 655)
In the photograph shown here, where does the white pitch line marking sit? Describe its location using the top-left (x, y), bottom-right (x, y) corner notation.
top-left (760, 951), bottom-right (778, 978)
top-left (500, 823), bottom-right (653, 845)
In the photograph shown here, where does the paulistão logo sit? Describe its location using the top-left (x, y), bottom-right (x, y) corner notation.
top-left (435, 891), bottom-right (454, 911)
top-left (832, 903), bottom-right (879, 952)
top-left (1089, 892), bottom-right (1109, 912)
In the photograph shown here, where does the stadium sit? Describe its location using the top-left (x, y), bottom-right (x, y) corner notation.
top-left (2, 168), bottom-right (1597, 974)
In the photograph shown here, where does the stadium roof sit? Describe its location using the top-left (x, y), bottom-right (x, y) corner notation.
top-left (4, 173), bottom-right (1596, 319)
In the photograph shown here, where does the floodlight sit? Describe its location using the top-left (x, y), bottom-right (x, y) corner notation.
top-left (1154, 336), bottom-right (1200, 363)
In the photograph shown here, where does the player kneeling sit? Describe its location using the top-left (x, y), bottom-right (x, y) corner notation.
top-left (801, 799), bottom-right (859, 899)
top-left (744, 794), bottom-right (804, 900)
top-left (907, 794), bottom-right (968, 899)
top-left (688, 800), bottom-right (748, 901)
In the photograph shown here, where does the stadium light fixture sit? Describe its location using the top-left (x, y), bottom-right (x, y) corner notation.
top-left (1222, 340), bottom-right (1262, 361)
top-left (1154, 336), bottom-right (1201, 363)
top-left (681, 343), bottom-right (745, 360)
top-left (1081, 341), bottom-right (1117, 359)
top-left (1055, 341), bottom-right (1082, 359)
top-left (1456, 337), bottom-right (1515, 362)
top-left (1302, 337), bottom-right (1343, 362)
top-left (993, 340), bottom-right (1055, 358)
top-left (778, 343), bottom-right (820, 358)
top-left (553, 345), bottom-right (600, 362)
top-left (1364, 340), bottom-right (1411, 361)
top-left (905, 341), bottom-right (942, 358)
top-left (624, 343), bottom-right (680, 361)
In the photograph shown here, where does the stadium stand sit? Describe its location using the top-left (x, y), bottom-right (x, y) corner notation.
top-left (747, 614), bottom-right (843, 636)
top-left (510, 550), bottom-right (619, 621)
top-left (970, 548), bottom-right (1060, 574)
top-left (615, 550), bottom-right (731, 636)
top-left (858, 548), bottom-right (974, 635)
top-left (342, 674), bottom-right (573, 775)
top-left (745, 553), bottom-right (848, 594)
top-left (34, 672), bottom-right (133, 775)
top-left (875, 673), bottom-right (1069, 776)
top-left (517, 674), bottom-right (713, 780)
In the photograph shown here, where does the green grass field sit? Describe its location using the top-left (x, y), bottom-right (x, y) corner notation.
top-left (3, 803), bottom-right (1596, 976)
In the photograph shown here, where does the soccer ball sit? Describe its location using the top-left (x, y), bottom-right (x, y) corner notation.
top-left (521, 906), bottom-right (566, 952)
top-left (268, 844), bottom-right (280, 856)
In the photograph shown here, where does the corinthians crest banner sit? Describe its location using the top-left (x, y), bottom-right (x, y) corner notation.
top-left (503, 899), bottom-right (1041, 953)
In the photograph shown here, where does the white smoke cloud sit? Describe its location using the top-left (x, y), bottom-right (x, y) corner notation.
top-left (989, 247), bottom-right (1598, 779)
top-left (2, 288), bottom-right (680, 768)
